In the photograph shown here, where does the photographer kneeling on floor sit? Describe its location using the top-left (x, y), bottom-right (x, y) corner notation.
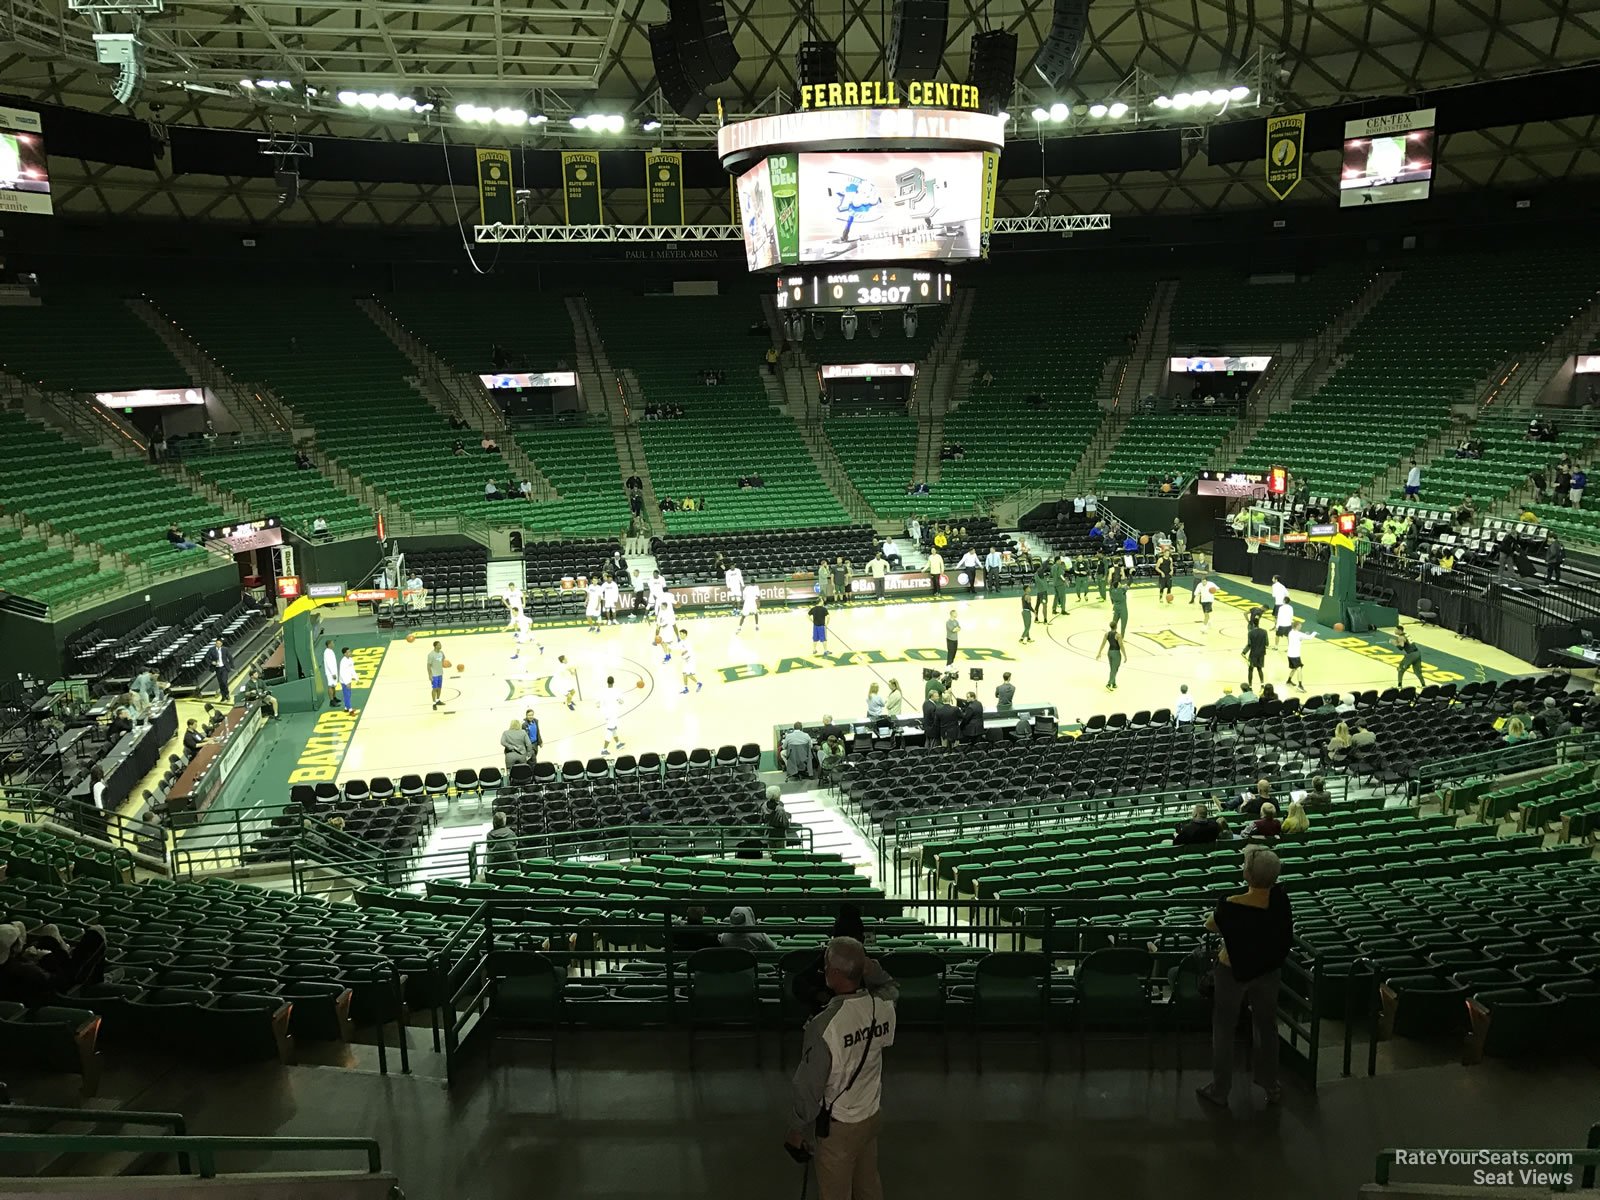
top-left (785, 937), bottom-right (898, 1199)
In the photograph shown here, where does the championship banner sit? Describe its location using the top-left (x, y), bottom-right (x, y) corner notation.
top-left (645, 151), bottom-right (683, 225)
top-left (561, 151), bottom-right (603, 224)
top-left (1265, 112), bottom-right (1305, 201)
top-left (980, 149), bottom-right (1000, 257)
top-left (768, 153), bottom-right (799, 265)
top-left (475, 149), bottom-right (515, 225)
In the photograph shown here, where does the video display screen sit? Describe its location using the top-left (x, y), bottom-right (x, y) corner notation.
top-left (737, 159), bottom-right (781, 271)
top-left (1170, 356), bottom-right (1273, 374)
top-left (478, 372), bottom-right (577, 390)
top-left (1340, 108), bottom-right (1435, 208)
top-left (796, 151), bottom-right (983, 263)
top-left (0, 105), bottom-right (51, 216)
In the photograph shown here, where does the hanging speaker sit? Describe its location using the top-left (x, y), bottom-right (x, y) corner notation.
top-left (796, 40), bottom-right (839, 89)
top-left (968, 29), bottom-right (1017, 115)
top-left (274, 169), bottom-right (299, 205)
top-left (1032, 0), bottom-right (1091, 89)
top-left (668, 0), bottom-right (739, 91)
top-left (649, 22), bottom-right (708, 117)
top-left (886, 0), bottom-right (949, 79)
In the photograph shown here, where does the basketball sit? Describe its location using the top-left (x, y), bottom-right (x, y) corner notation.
top-left (405, 633), bottom-right (416, 643)
top-left (1333, 622), bottom-right (1345, 632)
top-left (635, 680), bottom-right (645, 689)
top-left (455, 662), bottom-right (466, 673)
top-left (442, 659), bottom-right (452, 669)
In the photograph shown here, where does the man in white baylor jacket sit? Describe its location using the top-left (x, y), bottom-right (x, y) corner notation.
top-left (786, 937), bottom-right (898, 1199)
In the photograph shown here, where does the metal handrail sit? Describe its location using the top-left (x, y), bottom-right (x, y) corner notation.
top-left (2, 786), bottom-right (166, 868)
top-left (0, 1134), bottom-right (382, 1180)
top-left (0, 1106), bottom-right (192, 1174)
top-left (1408, 730), bottom-right (1600, 806)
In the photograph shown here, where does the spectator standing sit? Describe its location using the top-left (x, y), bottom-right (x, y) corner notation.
top-left (1571, 468), bottom-right (1588, 508)
top-left (810, 598), bottom-right (830, 654)
top-left (208, 638), bottom-right (232, 702)
top-left (867, 552), bottom-right (889, 598)
top-left (1196, 847), bottom-right (1294, 1109)
top-left (486, 812), bottom-right (517, 870)
top-left (500, 719), bottom-right (533, 769)
top-left (866, 682), bottom-right (886, 722)
top-left (1404, 458), bottom-right (1422, 498)
top-left (1547, 534), bottom-right (1565, 584)
top-left (925, 549), bottom-right (944, 594)
top-left (944, 610), bottom-right (960, 666)
top-left (995, 672), bottom-right (1016, 713)
top-left (1019, 584), bottom-right (1035, 643)
top-left (1174, 684), bottom-right (1195, 725)
top-left (883, 679), bottom-right (903, 720)
top-left (337, 647), bottom-right (358, 712)
top-left (786, 938), bottom-right (898, 1197)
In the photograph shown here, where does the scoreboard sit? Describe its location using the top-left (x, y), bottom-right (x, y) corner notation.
top-left (775, 267), bottom-right (952, 311)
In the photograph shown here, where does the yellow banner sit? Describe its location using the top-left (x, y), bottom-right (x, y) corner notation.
top-left (561, 151), bottom-right (603, 224)
top-left (475, 148), bottom-right (515, 225)
top-left (980, 150), bottom-right (1000, 233)
top-left (645, 151), bottom-right (683, 226)
top-left (1265, 112), bottom-right (1305, 201)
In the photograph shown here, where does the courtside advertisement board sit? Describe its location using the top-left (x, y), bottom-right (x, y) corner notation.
top-left (1340, 108), bottom-right (1435, 207)
top-left (797, 151), bottom-right (983, 262)
top-left (0, 105), bottom-right (51, 216)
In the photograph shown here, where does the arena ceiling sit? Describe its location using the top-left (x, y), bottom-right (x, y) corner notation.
top-left (1, 0), bottom-right (1597, 225)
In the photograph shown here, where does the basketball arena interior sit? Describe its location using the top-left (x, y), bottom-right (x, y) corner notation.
top-left (1, 0), bottom-right (1599, 1195)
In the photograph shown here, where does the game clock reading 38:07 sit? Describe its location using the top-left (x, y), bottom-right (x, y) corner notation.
top-left (775, 267), bottom-right (952, 311)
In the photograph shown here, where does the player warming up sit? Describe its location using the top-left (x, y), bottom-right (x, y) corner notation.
top-left (1193, 576), bottom-right (1218, 629)
top-left (601, 573), bottom-right (621, 625)
top-left (426, 640), bottom-right (446, 710)
top-left (502, 581), bottom-right (524, 630)
top-left (552, 654), bottom-right (578, 711)
top-left (677, 627), bottom-right (703, 694)
top-left (1286, 625), bottom-right (1317, 691)
top-left (599, 676), bottom-right (625, 756)
top-left (509, 609), bottom-right (539, 660)
top-left (654, 596), bottom-right (678, 662)
top-left (724, 563), bottom-right (744, 612)
top-left (584, 578), bottom-right (603, 633)
top-left (738, 581), bottom-right (761, 632)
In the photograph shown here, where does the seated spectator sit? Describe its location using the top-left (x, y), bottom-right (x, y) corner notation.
top-left (0, 921), bottom-right (108, 1006)
top-left (817, 735), bottom-right (846, 786)
top-left (719, 906), bottom-right (776, 952)
top-left (166, 524), bottom-right (199, 551)
top-left (1173, 803), bottom-right (1221, 845)
top-left (311, 516), bottom-right (330, 541)
top-left (1351, 723), bottom-right (1377, 749)
top-left (1232, 778), bottom-right (1272, 816)
top-left (241, 665), bottom-right (277, 719)
top-left (1502, 716), bottom-right (1533, 744)
top-left (485, 811), bottom-right (517, 870)
top-left (294, 448), bottom-right (313, 470)
top-left (518, 479), bottom-right (533, 500)
top-left (453, 439), bottom-right (466, 456)
top-left (1532, 696), bottom-right (1568, 738)
top-left (672, 905), bottom-right (721, 952)
top-left (1249, 803), bottom-right (1282, 839)
top-left (1298, 774), bottom-right (1333, 812)
top-left (1327, 721), bottom-right (1353, 762)
top-left (780, 721), bottom-right (816, 780)
top-left (1279, 800), bottom-right (1309, 835)
top-left (182, 717), bottom-right (205, 757)
top-left (481, 435), bottom-right (500, 453)
top-left (484, 479), bottom-right (500, 501)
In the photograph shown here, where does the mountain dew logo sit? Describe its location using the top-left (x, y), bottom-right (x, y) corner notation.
top-left (769, 154), bottom-right (799, 264)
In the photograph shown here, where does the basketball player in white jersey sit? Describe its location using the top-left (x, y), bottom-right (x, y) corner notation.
top-left (510, 609), bottom-right (539, 660)
top-left (724, 563), bottom-right (744, 611)
top-left (677, 627), bottom-right (702, 693)
top-left (502, 581), bottom-right (524, 629)
top-left (552, 654), bottom-right (578, 710)
top-left (598, 676), bottom-right (625, 756)
top-left (647, 571), bottom-right (668, 616)
top-left (738, 581), bottom-right (761, 632)
top-left (601, 573), bottom-right (621, 625)
top-left (584, 579), bottom-right (603, 632)
top-left (656, 605), bottom-right (679, 663)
